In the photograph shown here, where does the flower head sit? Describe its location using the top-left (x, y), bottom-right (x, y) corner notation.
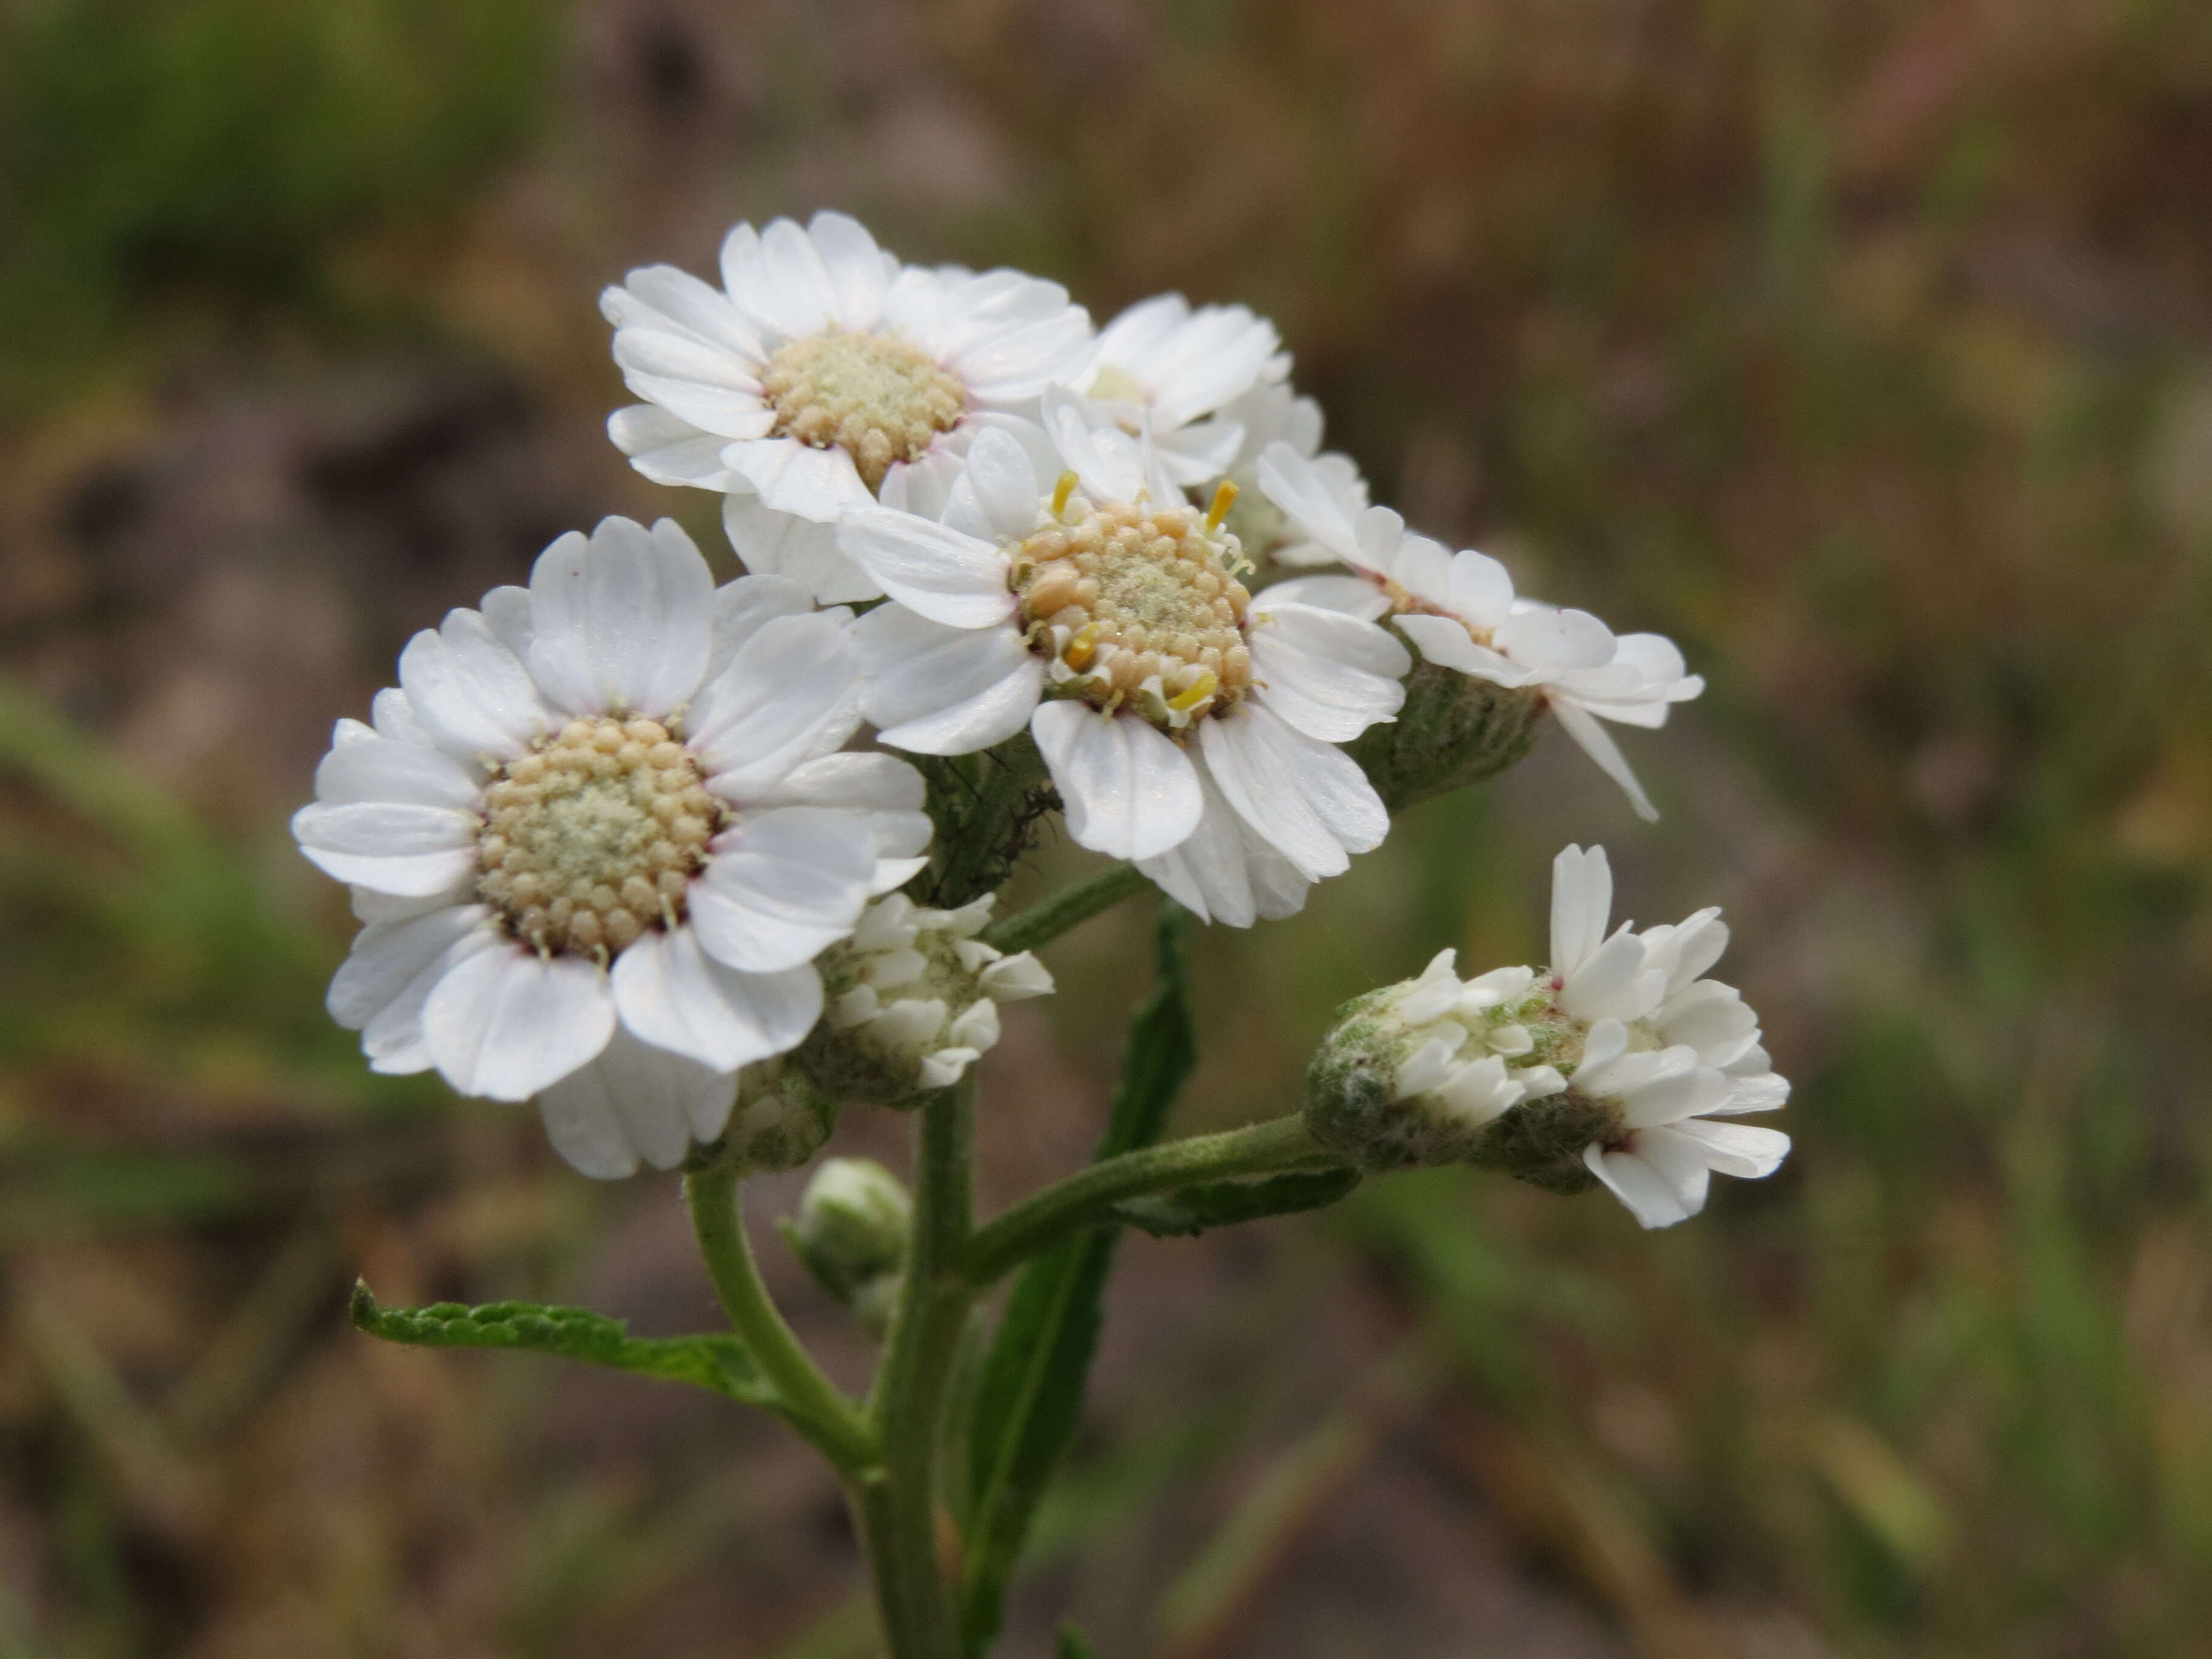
top-left (604, 210), bottom-right (1093, 602)
top-left (1071, 292), bottom-right (1289, 486)
top-left (1256, 444), bottom-right (1702, 820)
top-left (292, 516), bottom-right (931, 1176)
top-left (835, 393), bottom-right (1411, 926)
top-left (799, 892), bottom-right (1053, 1105)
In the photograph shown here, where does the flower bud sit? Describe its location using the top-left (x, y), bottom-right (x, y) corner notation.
top-left (1305, 950), bottom-right (1566, 1171)
top-left (1346, 659), bottom-right (1546, 812)
top-left (721, 1058), bottom-right (840, 1175)
top-left (783, 1158), bottom-right (912, 1335)
top-left (796, 894), bottom-right (1054, 1108)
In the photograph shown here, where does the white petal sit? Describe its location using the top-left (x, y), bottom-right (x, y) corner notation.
top-left (481, 586), bottom-right (535, 663)
top-left (398, 608), bottom-right (554, 763)
top-left (723, 494), bottom-right (883, 605)
top-left (527, 518), bottom-right (714, 719)
top-left (1256, 443), bottom-right (1362, 562)
top-left (1667, 1118), bottom-right (1791, 1181)
top-left (608, 405), bottom-right (736, 489)
top-left (705, 572), bottom-right (816, 678)
top-left (604, 263), bottom-right (764, 359)
top-left (1245, 602), bottom-right (1409, 742)
top-left (688, 613), bottom-right (862, 794)
top-left (723, 216), bottom-right (837, 340)
top-left (1041, 389), bottom-right (1148, 503)
top-left (689, 807), bottom-right (877, 973)
top-left (1627, 1127), bottom-right (1716, 1214)
top-left (835, 508), bottom-right (1014, 629)
top-left (1392, 613), bottom-right (1533, 685)
top-left (806, 210), bottom-right (891, 329)
top-left (360, 920), bottom-right (501, 1075)
top-left (423, 946), bottom-right (617, 1102)
top-left (1195, 704), bottom-right (1387, 881)
top-left (1560, 931), bottom-right (1665, 1023)
top-left (747, 751), bottom-right (933, 893)
top-left (1136, 763), bottom-right (1311, 929)
top-left (1261, 574), bottom-right (1392, 622)
top-left (537, 1028), bottom-right (738, 1179)
top-left (1148, 417), bottom-right (1244, 486)
top-left (1497, 605), bottom-right (1617, 676)
top-left (313, 735), bottom-right (480, 809)
top-left (947, 424), bottom-right (1040, 542)
top-left (1444, 551), bottom-right (1517, 629)
top-left (291, 801), bottom-right (480, 896)
top-left (1550, 697), bottom-right (1660, 823)
top-left (1029, 701), bottom-right (1204, 860)
top-left (851, 603), bottom-right (1043, 754)
top-left (725, 436), bottom-right (874, 521)
top-left (1549, 844), bottom-right (1612, 976)
top-left (1584, 1144), bottom-right (1695, 1229)
top-left (611, 924), bottom-right (823, 1072)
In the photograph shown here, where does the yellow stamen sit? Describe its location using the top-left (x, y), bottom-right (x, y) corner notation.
top-left (1167, 671), bottom-right (1218, 712)
top-left (1050, 470), bottom-right (1079, 518)
top-left (1062, 623), bottom-right (1101, 672)
top-left (1205, 480), bottom-right (1239, 532)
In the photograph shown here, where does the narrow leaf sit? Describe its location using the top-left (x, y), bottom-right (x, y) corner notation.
top-left (1111, 1168), bottom-right (1360, 1238)
top-left (350, 1282), bottom-right (773, 1405)
top-left (959, 903), bottom-right (1194, 1657)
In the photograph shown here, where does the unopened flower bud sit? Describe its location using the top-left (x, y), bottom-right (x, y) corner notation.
top-left (796, 894), bottom-right (1054, 1107)
top-left (783, 1158), bottom-right (912, 1335)
top-left (722, 1058), bottom-right (840, 1175)
top-left (1305, 949), bottom-right (1566, 1171)
top-left (1346, 659), bottom-right (1546, 812)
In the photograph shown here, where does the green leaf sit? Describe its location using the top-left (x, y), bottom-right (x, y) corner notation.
top-left (1111, 1168), bottom-right (1361, 1238)
top-left (349, 1282), bottom-right (774, 1406)
top-left (959, 903), bottom-right (1193, 1657)
top-left (1054, 1621), bottom-right (1097, 1659)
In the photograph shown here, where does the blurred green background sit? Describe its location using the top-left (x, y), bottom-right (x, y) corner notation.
top-left (5, 0), bottom-right (2211, 1654)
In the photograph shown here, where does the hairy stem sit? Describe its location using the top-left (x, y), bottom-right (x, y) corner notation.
top-left (683, 1161), bottom-right (877, 1473)
top-left (862, 1078), bottom-right (979, 1659)
top-left (982, 863), bottom-right (1152, 954)
top-left (965, 1116), bottom-right (1341, 1285)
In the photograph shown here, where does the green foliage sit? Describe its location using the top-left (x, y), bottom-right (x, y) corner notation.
top-left (959, 903), bottom-right (1195, 1658)
top-left (0, 0), bottom-right (553, 408)
top-left (1111, 1169), bottom-right (1360, 1238)
top-left (349, 1283), bottom-right (775, 1407)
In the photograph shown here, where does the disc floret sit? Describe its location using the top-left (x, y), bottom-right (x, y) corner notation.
top-left (477, 716), bottom-right (728, 959)
top-left (762, 329), bottom-right (967, 491)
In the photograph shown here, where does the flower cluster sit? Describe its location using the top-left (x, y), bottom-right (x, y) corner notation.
top-left (1309, 846), bottom-right (1790, 1226)
top-left (290, 207), bottom-right (1778, 1225)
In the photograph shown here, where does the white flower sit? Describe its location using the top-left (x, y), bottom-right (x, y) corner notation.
top-left (603, 210), bottom-right (1093, 603)
top-left (1256, 444), bottom-right (1703, 820)
top-left (292, 516), bottom-right (932, 1178)
top-left (1540, 845), bottom-right (1791, 1228)
top-left (835, 393), bottom-right (1411, 927)
top-left (1068, 292), bottom-right (1290, 487)
top-left (811, 893), bottom-right (1054, 1098)
top-left (1216, 381), bottom-right (1369, 568)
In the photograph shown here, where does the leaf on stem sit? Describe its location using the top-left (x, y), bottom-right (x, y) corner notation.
top-left (959, 902), bottom-right (1195, 1657)
top-left (349, 1282), bottom-right (774, 1405)
top-left (1110, 1168), bottom-right (1360, 1238)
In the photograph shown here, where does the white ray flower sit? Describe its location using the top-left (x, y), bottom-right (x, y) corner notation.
top-left (1537, 845), bottom-right (1791, 1228)
top-left (835, 393), bottom-right (1411, 927)
top-left (1256, 444), bottom-right (1702, 820)
top-left (1216, 381), bottom-right (1369, 568)
top-left (805, 892), bottom-right (1054, 1102)
top-left (1067, 292), bottom-right (1289, 488)
top-left (603, 210), bottom-right (1093, 602)
top-left (292, 516), bottom-right (933, 1177)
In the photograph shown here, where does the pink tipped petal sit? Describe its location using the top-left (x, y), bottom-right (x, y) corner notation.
top-left (423, 946), bottom-right (617, 1102)
top-left (1030, 700), bottom-right (1204, 860)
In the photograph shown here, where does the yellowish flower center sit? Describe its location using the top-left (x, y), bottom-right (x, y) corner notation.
top-left (761, 329), bottom-right (965, 491)
top-left (1012, 499), bottom-right (1253, 726)
top-left (476, 717), bottom-right (726, 958)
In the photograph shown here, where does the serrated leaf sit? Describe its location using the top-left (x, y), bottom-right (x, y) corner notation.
top-left (959, 903), bottom-right (1193, 1657)
top-left (1110, 1168), bottom-right (1360, 1238)
top-left (349, 1282), bottom-right (774, 1405)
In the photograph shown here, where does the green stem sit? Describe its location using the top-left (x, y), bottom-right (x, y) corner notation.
top-left (683, 1161), bottom-right (876, 1473)
top-left (965, 1116), bottom-right (1339, 1285)
top-left (981, 863), bottom-right (1151, 955)
top-left (862, 1079), bottom-right (979, 1659)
